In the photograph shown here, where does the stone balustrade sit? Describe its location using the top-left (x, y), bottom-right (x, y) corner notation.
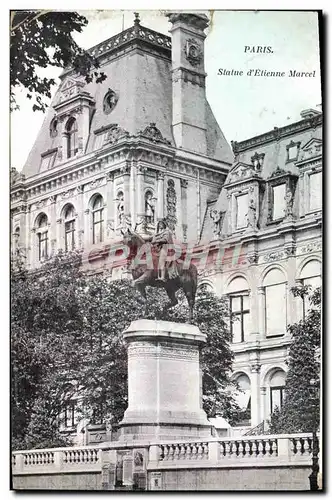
top-left (12, 433), bottom-right (315, 478)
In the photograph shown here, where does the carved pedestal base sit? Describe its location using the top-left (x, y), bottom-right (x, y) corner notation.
top-left (118, 319), bottom-right (212, 441)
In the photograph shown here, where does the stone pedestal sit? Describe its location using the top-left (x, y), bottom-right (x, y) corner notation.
top-left (118, 319), bottom-right (212, 440)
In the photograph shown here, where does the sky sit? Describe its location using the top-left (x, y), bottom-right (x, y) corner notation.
top-left (10, 9), bottom-right (322, 171)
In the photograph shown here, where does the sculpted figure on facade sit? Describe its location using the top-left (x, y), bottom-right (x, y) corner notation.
top-left (116, 192), bottom-right (124, 226)
top-left (145, 191), bottom-right (155, 224)
top-left (285, 188), bottom-right (294, 218)
top-left (247, 198), bottom-right (257, 229)
top-left (210, 209), bottom-right (224, 238)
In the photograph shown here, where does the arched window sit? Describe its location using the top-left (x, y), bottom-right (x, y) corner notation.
top-left (198, 282), bottom-right (214, 294)
top-left (92, 195), bottom-right (104, 244)
top-left (66, 117), bottom-right (78, 159)
top-left (233, 373), bottom-right (251, 426)
top-left (300, 260), bottom-right (321, 316)
top-left (63, 204), bottom-right (76, 251)
top-left (269, 369), bottom-right (286, 413)
top-left (227, 276), bottom-right (250, 343)
top-left (36, 213), bottom-right (48, 261)
top-left (263, 269), bottom-right (287, 337)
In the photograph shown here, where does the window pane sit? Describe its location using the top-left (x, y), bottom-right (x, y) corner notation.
top-left (236, 194), bottom-right (248, 229)
top-left (243, 311), bottom-right (250, 338)
top-left (309, 172), bottom-right (322, 211)
top-left (242, 295), bottom-right (249, 310)
top-left (272, 184), bottom-right (286, 220)
top-left (232, 318), bottom-right (242, 343)
top-left (265, 284), bottom-right (286, 336)
top-left (231, 296), bottom-right (241, 312)
top-left (271, 388), bottom-right (281, 412)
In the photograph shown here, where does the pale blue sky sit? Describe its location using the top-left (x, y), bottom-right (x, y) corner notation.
top-left (10, 10), bottom-right (321, 171)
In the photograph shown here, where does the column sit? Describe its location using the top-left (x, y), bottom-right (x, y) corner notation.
top-left (130, 164), bottom-right (136, 227)
top-left (49, 197), bottom-right (57, 256)
top-left (56, 217), bottom-right (63, 251)
top-left (156, 172), bottom-right (165, 221)
top-left (257, 286), bottom-right (265, 340)
top-left (121, 165), bottom-right (131, 220)
top-left (106, 173), bottom-right (114, 240)
top-left (294, 278), bottom-right (304, 322)
top-left (136, 166), bottom-right (146, 228)
top-left (250, 363), bottom-right (261, 427)
top-left (196, 171), bottom-right (201, 241)
top-left (30, 227), bottom-right (37, 267)
top-left (84, 209), bottom-right (90, 247)
top-left (180, 179), bottom-right (188, 243)
top-left (75, 186), bottom-right (84, 249)
top-left (260, 387), bottom-right (267, 423)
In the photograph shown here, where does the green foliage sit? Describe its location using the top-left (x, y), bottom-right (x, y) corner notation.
top-left (11, 254), bottom-right (241, 449)
top-left (269, 285), bottom-right (321, 434)
top-left (10, 10), bottom-right (106, 112)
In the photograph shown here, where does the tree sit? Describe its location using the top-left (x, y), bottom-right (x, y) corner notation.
top-left (269, 285), bottom-right (321, 434)
top-left (11, 253), bottom-right (241, 449)
top-left (10, 10), bottom-right (106, 112)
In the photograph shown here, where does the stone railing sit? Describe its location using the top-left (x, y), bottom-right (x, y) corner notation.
top-left (12, 445), bottom-right (103, 475)
top-left (148, 433), bottom-right (315, 468)
top-left (12, 433), bottom-right (316, 477)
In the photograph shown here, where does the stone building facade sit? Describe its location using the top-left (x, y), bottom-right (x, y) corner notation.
top-left (10, 13), bottom-right (322, 437)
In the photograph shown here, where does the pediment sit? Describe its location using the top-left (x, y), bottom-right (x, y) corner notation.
top-left (55, 78), bottom-right (86, 105)
top-left (298, 137), bottom-right (322, 161)
top-left (227, 161), bottom-right (257, 183)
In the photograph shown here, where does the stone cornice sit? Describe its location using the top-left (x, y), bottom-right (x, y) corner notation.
top-left (231, 113), bottom-right (322, 153)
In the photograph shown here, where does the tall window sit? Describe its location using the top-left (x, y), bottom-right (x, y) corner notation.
top-left (228, 277), bottom-right (250, 343)
top-left (236, 194), bottom-right (248, 229)
top-left (64, 402), bottom-right (77, 428)
top-left (269, 370), bottom-right (286, 413)
top-left (92, 195), bottom-right (104, 244)
top-left (263, 269), bottom-right (287, 337)
top-left (66, 117), bottom-right (78, 159)
top-left (64, 204), bottom-right (76, 251)
top-left (233, 373), bottom-right (251, 426)
top-left (300, 260), bottom-right (321, 317)
top-left (272, 183), bottom-right (286, 220)
top-left (309, 172), bottom-right (322, 212)
top-left (36, 213), bottom-right (48, 261)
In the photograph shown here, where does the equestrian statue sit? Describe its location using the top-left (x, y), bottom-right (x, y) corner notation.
top-left (122, 218), bottom-right (197, 322)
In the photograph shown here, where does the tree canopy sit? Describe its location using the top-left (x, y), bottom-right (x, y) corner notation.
top-left (10, 10), bottom-right (106, 112)
top-left (11, 251), bottom-right (241, 450)
top-left (269, 285), bottom-right (321, 434)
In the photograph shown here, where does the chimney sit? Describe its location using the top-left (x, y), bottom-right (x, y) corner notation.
top-left (167, 13), bottom-right (209, 155)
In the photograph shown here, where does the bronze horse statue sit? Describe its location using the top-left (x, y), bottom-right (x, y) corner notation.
top-left (122, 227), bottom-right (198, 322)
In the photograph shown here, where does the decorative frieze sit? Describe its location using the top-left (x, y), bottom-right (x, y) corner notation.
top-left (297, 240), bottom-right (322, 255)
top-left (127, 342), bottom-right (198, 361)
top-left (263, 250), bottom-right (285, 262)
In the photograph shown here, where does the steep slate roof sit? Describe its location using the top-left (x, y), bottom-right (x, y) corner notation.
top-left (22, 18), bottom-right (232, 178)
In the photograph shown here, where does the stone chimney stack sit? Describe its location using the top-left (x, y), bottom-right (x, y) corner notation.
top-left (167, 13), bottom-right (209, 155)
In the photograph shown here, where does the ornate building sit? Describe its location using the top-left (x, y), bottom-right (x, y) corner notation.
top-left (11, 13), bottom-right (322, 438)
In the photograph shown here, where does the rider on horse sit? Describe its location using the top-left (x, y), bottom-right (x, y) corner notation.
top-left (151, 219), bottom-right (178, 282)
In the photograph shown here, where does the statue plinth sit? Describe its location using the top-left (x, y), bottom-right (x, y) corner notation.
top-left (118, 319), bottom-right (212, 441)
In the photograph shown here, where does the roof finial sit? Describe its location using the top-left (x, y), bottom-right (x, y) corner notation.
top-left (134, 12), bottom-right (141, 26)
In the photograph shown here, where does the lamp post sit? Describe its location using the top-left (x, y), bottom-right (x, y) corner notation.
top-left (308, 378), bottom-right (320, 491)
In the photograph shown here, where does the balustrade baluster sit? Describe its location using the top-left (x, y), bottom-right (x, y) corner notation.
top-left (197, 442), bottom-right (203, 459)
top-left (174, 443), bottom-right (180, 460)
top-left (179, 444), bottom-right (186, 460)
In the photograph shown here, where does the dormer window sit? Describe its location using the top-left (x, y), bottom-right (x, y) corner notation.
top-left (65, 117), bottom-right (78, 159)
top-left (286, 140), bottom-right (301, 163)
top-left (236, 193), bottom-right (248, 229)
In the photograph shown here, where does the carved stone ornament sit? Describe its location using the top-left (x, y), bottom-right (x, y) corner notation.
top-left (10, 167), bottom-right (25, 186)
top-left (103, 88), bottom-right (119, 114)
top-left (166, 178), bottom-right (177, 232)
top-left (210, 209), bottom-right (224, 238)
top-left (269, 165), bottom-right (288, 179)
top-left (185, 38), bottom-right (203, 67)
top-left (247, 199), bottom-right (257, 229)
top-left (104, 124), bottom-right (129, 145)
top-left (251, 152), bottom-right (265, 171)
top-left (134, 451), bottom-right (144, 467)
top-left (138, 123), bottom-right (171, 145)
